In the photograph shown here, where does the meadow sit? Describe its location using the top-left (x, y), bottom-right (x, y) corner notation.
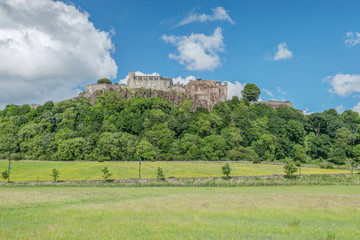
top-left (0, 160), bottom-right (352, 182)
top-left (0, 185), bottom-right (359, 239)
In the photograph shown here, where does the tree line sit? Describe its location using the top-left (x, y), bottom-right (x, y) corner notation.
top-left (0, 83), bottom-right (359, 166)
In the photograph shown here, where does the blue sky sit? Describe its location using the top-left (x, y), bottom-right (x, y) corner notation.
top-left (1, 0), bottom-right (360, 113)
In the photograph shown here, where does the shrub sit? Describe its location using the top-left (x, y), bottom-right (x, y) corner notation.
top-left (284, 161), bottom-right (298, 178)
top-left (221, 163), bottom-right (231, 179)
top-left (156, 167), bottom-right (165, 180)
top-left (97, 78), bottom-right (112, 84)
top-left (10, 153), bottom-right (22, 161)
top-left (252, 157), bottom-right (261, 164)
top-left (295, 160), bottom-right (301, 167)
top-left (51, 168), bottom-right (60, 182)
top-left (101, 167), bottom-right (112, 181)
top-left (320, 162), bottom-right (334, 169)
top-left (2, 170), bottom-right (9, 180)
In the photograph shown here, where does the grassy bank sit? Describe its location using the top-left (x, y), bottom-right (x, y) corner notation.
top-left (0, 160), bottom-right (353, 182)
top-left (0, 185), bottom-right (359, 239)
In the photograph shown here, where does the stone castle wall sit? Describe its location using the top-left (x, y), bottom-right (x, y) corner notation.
top-left (75, 71), bottom-right (228, 110)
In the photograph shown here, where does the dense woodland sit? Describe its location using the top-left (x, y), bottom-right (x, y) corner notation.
top-left (1, 85), bottom-right (360, 166)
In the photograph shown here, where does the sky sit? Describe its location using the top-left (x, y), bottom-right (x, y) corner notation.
top-left (1, 0), bottom-right (360, 113)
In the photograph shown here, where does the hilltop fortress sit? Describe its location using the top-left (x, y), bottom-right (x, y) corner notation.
top-left (78, 71), bottom-right (228, 110)
top-left (73, 71), bottom-right (297, 112)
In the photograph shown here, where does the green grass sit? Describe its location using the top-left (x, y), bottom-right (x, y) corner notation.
top-left (0, 185), bottom-right (359, 239)
top-left (0, 160), bottom-right (353, 182)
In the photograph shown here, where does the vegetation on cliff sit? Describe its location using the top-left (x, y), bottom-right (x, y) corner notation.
top-left (0, 88), bottom-right (360, 166)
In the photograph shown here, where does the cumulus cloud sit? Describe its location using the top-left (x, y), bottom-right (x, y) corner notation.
top-left (225, 81), bottom-right (244, 100)
top-left (0, 0), bottom-right (117, 108)
top-left (173, 76), bottom-right (196, 85)
top-left (162, 27), bottom-right (224, 71)
top-left (177, 6), bottom-right (234, 27)
top-left (324, 73), bottom-right (360, 97)
top-left (353, 102), bottom-right (360, 113)
top-left (335, 104), bottom-right (345, 114)
top-left (345, 32), bottom-right (360, 47)
top-left (273, 42), bottom-right (293, 61)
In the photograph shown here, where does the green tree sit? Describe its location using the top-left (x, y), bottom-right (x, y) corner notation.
top-left (156, 167), bottom-right (165, 180)
top-left (137, 140), bottom-right (156, 161)
top-left (97, 78), bottom-right (112, 84)
top-left (284, 161), bottom-right (298, 178)
top-left (51, 168), bottom-right (60, 182)
top-left (241, 83), bottom-right (260, 102)
top-left (101, 167), bottom-right (112, 180)
top-left (221, 163), bottom-right (231, 179)
top-left (2, 170), bottom-right (9, 181)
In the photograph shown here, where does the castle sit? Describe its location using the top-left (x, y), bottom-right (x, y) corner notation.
top-left (79, 71), bottom-right (228, 111)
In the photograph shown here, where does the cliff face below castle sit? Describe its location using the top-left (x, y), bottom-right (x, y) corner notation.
top-left (73, 84), bottom-right (188, 108)
top-left (73, 83), bottom-right (227, 111)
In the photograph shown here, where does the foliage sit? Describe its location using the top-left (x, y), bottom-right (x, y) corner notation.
top-left (284, 161), bottom-right (298, 178)
top-left (97, 78), bottom-right (112, 84)
top-left (1, 170), bottom-right (9, 180)
top-left (0, 91), bottom-right (359, 165)
top-left (51, 168), bottom-right (60, 182)
top-left (320, 162), bottom-right (334, 169)
top-left (156, 167), bottom-right (165, 180)
top-left (221, 163), bottom-right (231, 179)
top-left (101, 167), bottom-right (112, 180)
top-left (241, 83), bottom-right (260, 102)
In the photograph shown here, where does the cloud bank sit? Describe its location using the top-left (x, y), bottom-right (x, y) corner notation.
top-left (162, 27), bottom-right (224, 71)
top-left (177, 7), bottom-right (234, 27)
top-left (0, 0), bottom-right (117, 108)
top-left (273, 42), bottom-right (293, 61)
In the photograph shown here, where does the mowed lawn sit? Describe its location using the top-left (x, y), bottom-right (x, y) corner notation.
top-left (0, 160), bottom-right (352, 182)
top-left (0, 186), bottom-right (359, 239)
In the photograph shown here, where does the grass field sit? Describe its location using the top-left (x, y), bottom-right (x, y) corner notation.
top-left (0, 160), bottom-right (353, 182)
top-left (0, 185), bottom-right (359, 239)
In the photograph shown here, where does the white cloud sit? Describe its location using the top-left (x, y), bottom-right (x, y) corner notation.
top-left (276, 86), bottom-right (287, 95)
top-left (177, 7), bottom-right (234, 27)
top-left (335, 105), bottom-right (345, 114)
top-left (353, 102), bottom-right (360, 113)
top-left (162, 27), bottom-right (224, 71)
top-left (226, 81), bottom-right (244, 100)
top-left (262, 89), bottom-right (274, 98)
top-left (345, 32), bottom-right (360, 47)
top-left (273, 42), bottom-right (293, 61)
top-left (303, 108), bottom-right (314, 115)
top-left (0, 0), bottom-right (117, 108)
top-left (324, 73), bottom-right (360, 97)
top-left (173, 76), bottom-right (196, 85)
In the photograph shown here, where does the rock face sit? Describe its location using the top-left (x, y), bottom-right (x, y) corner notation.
top-left (262, 100), bottom-right (293, 109)
top-left (75, 71), bottom-right (228, 111)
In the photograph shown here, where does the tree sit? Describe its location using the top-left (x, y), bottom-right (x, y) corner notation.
top-left (156, 167), bottom-right (165, 180)
top-left (221, 163), bottom-right (231, 179)
top-left (241, 83), bottom-right (260, 102)
top-left (97, 78), bottom-right (112, 84)
top-left (101, 167), bottom-right (112, 181)
top-left (283, 161), bottom-right (298, 178)
top-left (329, 147), bottom-right (346, 165)
top-left (2, 170), bottom-right (9, 181)
top-left (51, 168), bottom-right (60, 182)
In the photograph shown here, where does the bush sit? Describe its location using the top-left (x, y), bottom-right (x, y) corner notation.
top-left (51, 168), bottom-right (60, 182)
top-left (10, 153), bottom-right (22, 161)
top-left (295, 160), bottom-right (301, 167)
top-left (284, 161), bottom-right (298, 178)
top-left (101, 167), bottom-right (112, 181)
top-left (2, 170), bottom-right (9, 180)
top-left (156, 167), bottom-right (165, 180)
top-left (97, 78), bottom-right (112, 84)
top-left (320, 162), bottom-right (334, 169)
top-left (252, 157), bottom-right (261, 164)
top-left (221, 163), bottom-right (231, 179)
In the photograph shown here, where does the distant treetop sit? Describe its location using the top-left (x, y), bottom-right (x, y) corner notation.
top-left (241, 83), bottom-right (260, 102)
top-left (97, 78), bottom-right (112, 84)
